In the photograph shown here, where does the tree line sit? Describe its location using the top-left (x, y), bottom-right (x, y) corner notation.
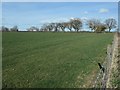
top-left (1, 25), bottom-right (18, 32)
top-left (1, 18), bottom-right (117, 33)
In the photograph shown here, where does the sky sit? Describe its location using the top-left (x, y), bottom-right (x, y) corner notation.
top-left (1, 2), bottom-right (118, 31)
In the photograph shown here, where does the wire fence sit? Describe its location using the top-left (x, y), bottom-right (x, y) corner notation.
top-left (92, 33), bottom-right (118, 89)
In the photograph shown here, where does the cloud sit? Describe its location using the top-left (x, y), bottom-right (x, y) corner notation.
top-left (39, 17), bottom-right (70, 23)
top-left (83, 11), bottom-right (88, 14)
top-left (109, 16), bottom-right (115, 19)
top-left (99, 8), bottom-right (109, 13)
top-left (81, 17), bottom-right (88, 20)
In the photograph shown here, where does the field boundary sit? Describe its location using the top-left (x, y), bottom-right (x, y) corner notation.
top-left (93, 33), bottom-right (118, 89)
top-left (106, 33), bottom-right (120, 88)
top-left (106, 33), bottom-right (118, 88)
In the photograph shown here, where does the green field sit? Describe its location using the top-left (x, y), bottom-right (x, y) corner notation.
top-left (2, 32), bottom-right (113, 88)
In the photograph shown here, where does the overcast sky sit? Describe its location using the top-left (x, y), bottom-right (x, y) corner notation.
top-left (2, 2), bottom-right (118, 31)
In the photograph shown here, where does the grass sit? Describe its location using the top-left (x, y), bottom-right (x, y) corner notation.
top-left (2, 32), bottom-right (113, 88)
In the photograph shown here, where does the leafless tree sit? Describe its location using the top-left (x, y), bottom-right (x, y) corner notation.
top-left (65, 22), bottom-right (73, 32)
top-left (46, 24), bottom-right (53, 31)
top-left (95, 24), bottom-right (107, 33)
top-left (105, 18), bottom-right (117, 32)
top-left (27, 26), bottom-right (39, 31)
top-left (40, 18), bottom-right (83, 32)
top-left (58, 22), bottom-right (66, 32)
top-left (87, 19), bottom-right (108, 33)
top-left (1, 26), bottom-right (9, 32)
top-left (87, 19), bottom-right (101, 32)
top-left (70, 18), bottom-right (82, 32)
top-left (54, 23), bottom-right (61, 32)
top-left (40, 24), bottom-right (49, 32)
top-left (10, 25), bottom-right (18, 32)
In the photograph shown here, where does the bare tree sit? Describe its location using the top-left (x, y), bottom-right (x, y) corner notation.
top-left (65, 22), bottom-right (73, 32)
top-left (2, 26), bottom-right (9, 32)
top-left (95, 24), bottom-right (107, 33)
top-left (49, 23), bottom-right (56, 31)
top-left (40, 23), bottom-right (61, 32)
top-left (70, 18), bottom-right (82, 32)
top-left (10, 25), bottom-right (18, 32)
top-left (40, 24), bottom-right (49, 32)
top-left (54, 23), bottom-right (61, 32)
top-left (105, 18), bottom-right (117, 32)
top-left (87, 19), bottom-right (101, 32)
top-left (58, 22), bottom-right (66, 32)
top-left (46, 24), bottom-right (52, 31)
top-left (27, 26), bottom-right (39, 31)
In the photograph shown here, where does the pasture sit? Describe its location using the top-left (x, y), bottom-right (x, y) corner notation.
top-left (2, 32), bottom-right (113, 88)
